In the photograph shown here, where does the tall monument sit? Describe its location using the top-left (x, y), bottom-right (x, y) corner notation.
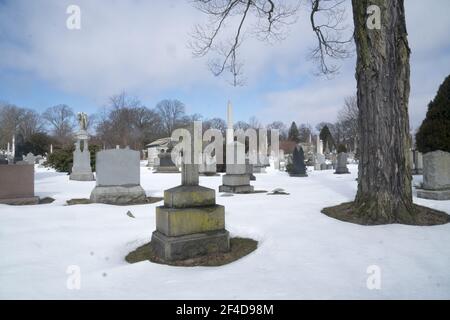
top-left (226, 100), bottom-right (234, 145)
top-left (70, 112), bottom-right (94, 181)
top-left (314, 135), bottom-right (325, 171)
top-left (150, 123), bottom-right (230, 261)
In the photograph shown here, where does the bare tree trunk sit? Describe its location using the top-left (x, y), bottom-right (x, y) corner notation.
top-left (352, 0), bottom-right (414, 223)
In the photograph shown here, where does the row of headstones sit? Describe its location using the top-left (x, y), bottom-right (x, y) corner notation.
top-left (0, 152), bottom-right (45, 166)
top-left (287, 146), bottom-right (350, 176)
top-left (151, 147), bottom-right (269, 176)
top-left (89, 143), bottom-right (259, 204)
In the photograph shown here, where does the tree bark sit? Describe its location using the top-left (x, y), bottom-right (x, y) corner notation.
top-left (352, 0), bottom-right (415, 224)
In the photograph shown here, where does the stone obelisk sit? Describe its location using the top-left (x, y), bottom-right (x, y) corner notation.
top-left (226, 100), bottom-right (234, 145)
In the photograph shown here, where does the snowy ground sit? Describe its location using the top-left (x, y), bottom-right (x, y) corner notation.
top-left (1, 163), bottom-right (449, 299)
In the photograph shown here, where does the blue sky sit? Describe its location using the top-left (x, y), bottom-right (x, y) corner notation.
top-left (1, 0), bottom-right (449, 130)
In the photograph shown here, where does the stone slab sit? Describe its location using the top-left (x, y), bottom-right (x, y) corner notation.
top-left (219, 184), bottom-right (254, 194)
top-left (417, 188), bottom-right (450, 201)
top-left (154, 167), bottom-right (179, 173)
top-left (95, 149), bottom-right (140, 187)
top-left (90, 185), bottom-right (146, 204)
top-left (164, 185), bottom-right (215, 208)
top-left (227, 164), bottom-right (247, 175)
top-left (151, 229), bottom-right (230, 261)
top-left (156, 204), bottom-right (225, 236)
top-left (70, 172), bottom-right (95, 181)
top-left (222, 174), bottom-right (250, 186)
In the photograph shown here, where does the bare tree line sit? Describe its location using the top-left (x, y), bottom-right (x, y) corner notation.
top-left (1, 92), bottom-right (358, 155)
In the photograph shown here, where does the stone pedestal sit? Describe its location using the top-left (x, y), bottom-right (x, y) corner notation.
top-left (417, 150), bottom-right (450, 200)
top-left (219, 142), bottom-right (254, 193)
top-left (219, 174), bottom-right (254, 193)
top-left (70, 138), bottom-right (94, 181)
top-left (90, 185), bottom-right (146, 204)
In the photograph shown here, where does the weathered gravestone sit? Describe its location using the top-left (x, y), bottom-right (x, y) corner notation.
top-left (289, 146), bottom-right (307, 177)
top-left (0, 164), bottom-right (39, 205)
top-left (154, 151), bottom-right (179, 173)
top-left (219, 142), bottom-right (254, 193)
top-left (147, 147), bottom-right (159, 168)
top-left (334, 152), bottom-right (350, 174)
top-left (150, 124), bottom-right (229, 261)
top-left (90, 149), bottom-right (146, 204)
top-left (417, 150), bottom-right (450, 200)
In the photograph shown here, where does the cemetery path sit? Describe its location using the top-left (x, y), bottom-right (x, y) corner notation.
top-left (1, 165), bottom-right (449, 299)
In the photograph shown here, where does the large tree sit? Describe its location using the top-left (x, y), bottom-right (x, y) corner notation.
top-left (191, 0), bottom-right (447, 224)
top-left (350, 0), bottom-right (414, 224)
top-left (0, 103), bottom-right (45, 148)
top-left (156, 99), bottom-right (186, 136)
top-left (96, 93), bottom-right (163, 149)
top-left (42, 104), bottom-right (75, 144)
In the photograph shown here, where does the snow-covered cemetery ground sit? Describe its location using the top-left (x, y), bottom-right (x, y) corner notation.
top-left (1, 163), bottom-right (450, 300)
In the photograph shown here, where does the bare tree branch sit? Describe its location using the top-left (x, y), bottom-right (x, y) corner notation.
top-left (190, 0), bottom-right (353, 84)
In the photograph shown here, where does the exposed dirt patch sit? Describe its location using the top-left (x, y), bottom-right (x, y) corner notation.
top-left (66, 197), bottom-right (163, 206)
top-left (38, 197), bottom-right (55, 204)
top-left (322, 202), bottom-right (450, 226)
top-left (125, 237), bottom-right (258, 267)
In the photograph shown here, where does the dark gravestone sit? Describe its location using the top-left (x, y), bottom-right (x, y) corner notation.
top-left (155, 151), bottom-right (179, 173)
top-left (289, 146), bottom-right (307, 177)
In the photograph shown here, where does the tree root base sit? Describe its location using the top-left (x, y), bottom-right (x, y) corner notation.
top-left (125, 237), bottom-right (258, 267)
top-left (322, 202), bottom-right (450, 226)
